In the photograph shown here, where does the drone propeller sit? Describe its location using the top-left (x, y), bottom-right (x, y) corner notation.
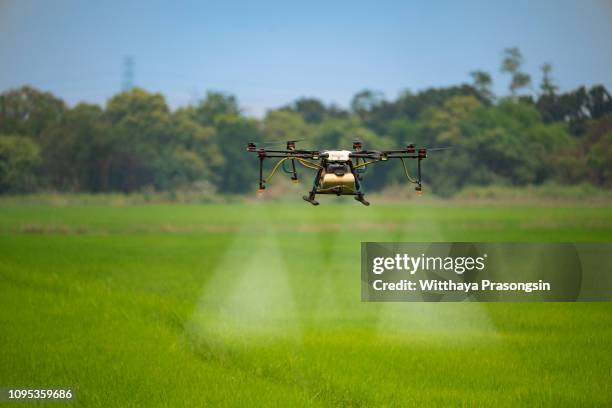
top-left (247, 139), bottom-right (308, 152)
top-left (398, 142), bottom-right (452, 152)
top-left (425, 147), bottom-right (452, 151)
top-left (261, 139), bottom-right (305, 145)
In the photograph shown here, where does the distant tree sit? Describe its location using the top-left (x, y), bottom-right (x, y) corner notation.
top-left (384, 118), bottom-right (419, 146)
top-left (539, 86), bottom-right (612, 135)
top-left (193, 91), bottom-right (240, 126)
top-left (326, 104), bottom-right (350, 119)
top-left (214, 114), bottom-right (261, 193)
top-left (351, 90), bottom-right (385, 119)
top-left (263, 110), bottom-right (311, 142)
top-left (419, 95), bottom-right (482, 143)
top-left (285, 98), bottom-right (327, 124)
top-left (0, 86), bottom-right (66, 137)
top-left (171, 108), bottom-right (221, 186)
top-left (586, 85), bottom-right (612, 119)
top-left (470, 70), bottom-right (494, 102)
top-left (40, 103), bottom-right (108, 191)
top-left (501, 47), bottom-right (531, 96)
top-left (583, 114), bottom-right (612, 186)
top-left (395, 85), bottom-right (486, 120)
top-left (586, 132), bottom-right (612, 187)
top-left (422, 99), bottom-right (579, 195)
top-left (0, 135), bottom-right (41, 193)
top-left (104, 88), bottom-right (177, 191)
top-left (539, 63), bottom-right (558, 96)
top-left (281, 98), bottom-right (349, 123)
top-left (0, 82), bottom-right (608, 196)
top-left (313, 117), bottom-right (385, 150)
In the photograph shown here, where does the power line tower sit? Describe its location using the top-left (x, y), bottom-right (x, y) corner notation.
top-left (122, 56), bottom-right (134, 91)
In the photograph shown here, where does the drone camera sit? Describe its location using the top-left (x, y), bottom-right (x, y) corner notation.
top-left (418, 148), bottom-right (427, 158)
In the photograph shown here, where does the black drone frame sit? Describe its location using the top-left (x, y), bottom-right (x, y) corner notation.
top-left (247, 140), bottom-right (322, 191)
top-left (247, 140), bottom-right (435, 205)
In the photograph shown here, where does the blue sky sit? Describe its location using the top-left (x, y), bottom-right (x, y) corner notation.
top-left (1, 0), bottom-right (611, 116)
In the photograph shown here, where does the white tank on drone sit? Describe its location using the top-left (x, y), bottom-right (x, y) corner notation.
top-left (323, 150), bottom-right (352, 161)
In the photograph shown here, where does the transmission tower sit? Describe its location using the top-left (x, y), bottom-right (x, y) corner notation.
top-left (122, 56), bottom-right (134, 91)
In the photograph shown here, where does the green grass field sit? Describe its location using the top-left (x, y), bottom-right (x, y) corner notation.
top-left (1, 201), bottom-right (611, 406)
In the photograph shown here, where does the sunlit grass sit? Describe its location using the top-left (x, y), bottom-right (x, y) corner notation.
top-left (0, 202), bottom-right (611, 406)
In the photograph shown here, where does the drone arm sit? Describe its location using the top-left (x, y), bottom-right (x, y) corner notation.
top-left (290, 159), bottom-right (298, 181)
top-left (259, 153), bottom-right (321, 160)
top-left (385, 154), bottom-right (419, 159)
top-left (379, 149), bottom-right (417, 154)
top-left (416, 157), bottom-right (423, 193)
top-left (352, 153), bottom-right (425, 192)
top-left (258, 155), bottom-right (265, 190)
top-left (350, 152), bottom-right (382, 159)
top-left (260, 149), bottom-right (323, 157)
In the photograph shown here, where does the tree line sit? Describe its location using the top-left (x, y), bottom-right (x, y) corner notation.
top-left (0, 48), bottom-right (610, 195)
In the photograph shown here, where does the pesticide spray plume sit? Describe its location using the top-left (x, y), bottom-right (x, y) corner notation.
top-left (374, 207), bottom-right (500, 343)
top-left (187, 203), bottom-right (301, 350)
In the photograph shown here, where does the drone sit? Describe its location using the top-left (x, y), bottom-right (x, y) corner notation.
top-left (247, 140), bottom-right (448, 206)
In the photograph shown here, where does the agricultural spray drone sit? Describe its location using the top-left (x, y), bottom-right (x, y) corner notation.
top-left (247, 140), bottom-right (449, 206)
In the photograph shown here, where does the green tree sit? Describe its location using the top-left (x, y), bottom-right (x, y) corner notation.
top-left (104, 88), bottom-right (178, 191)
top-left (263, 110), bottom-right (311, 143)
top-left (539, 63), bottom-right (558, 96)
top-left (0, 86), bottom-right (66, 137)
top-left (351, 90), bottom-right (385, 120)
top-left (214, 114), bottom-right (261, 193)
top-left (40, 103), bottom-right (108, 191)
top-left (586, 132), bottom-right (612, 186)
top-left (395, 85), bottom-right (486, 120)
top-left (284, 98), bottom-right (327, 124)
top-left (501, 47), bottom-right (531, 96)
top-left (584, 114), bottom-right (612, 186)
top-left (172, 107), bottom-right (222, 185)
top-left (384, 118), bottom-right (419, 146)
top-left (420, 95), bottom-right (483, 143)
top-left (470, 70), bottom-right (494, 102)
top-left (193, 91), bottom-right (240, 126)
top-left (0, 135), bottom-right (41, 193)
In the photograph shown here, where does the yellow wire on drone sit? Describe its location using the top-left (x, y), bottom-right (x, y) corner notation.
top-left (353, 160), bottom-right (380, 169)
top-left (296, 158), bottom-right (322, 170)
top-left (400, 157), bottom-right (418, 183)
top-left (264, 157), bottom-right (291, 182)
top-left (264, 157), bottom-right (322, 182)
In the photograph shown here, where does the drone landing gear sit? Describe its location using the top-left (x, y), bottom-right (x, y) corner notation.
top-left (302, 194), bottom-right (319, 206)
top-left (303, 168), bottom-right (323, 206)
top-left (354, 193), bottom-right (370, 206)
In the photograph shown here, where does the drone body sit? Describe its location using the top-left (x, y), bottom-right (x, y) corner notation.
top-left (316, 150), bottom-right (356, 194)
top-left (247, 140), bottom-right (444, 206)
